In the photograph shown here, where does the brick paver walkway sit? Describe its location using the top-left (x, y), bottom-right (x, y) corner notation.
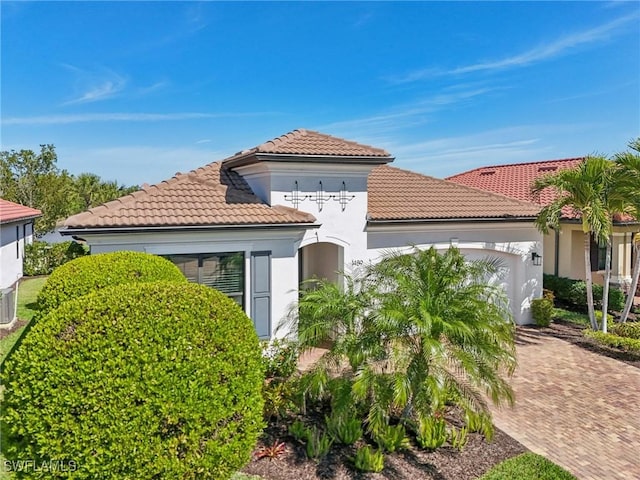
top-left (489, 328), bottom-right (640, 480)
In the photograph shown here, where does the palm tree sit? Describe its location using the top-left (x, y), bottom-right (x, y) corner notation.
top-left (532, 156), bottom-right (614, 330)
top-left (287, 247), bottom-right (516, 434)
top-left (615, 139), bottom-right (640, 323)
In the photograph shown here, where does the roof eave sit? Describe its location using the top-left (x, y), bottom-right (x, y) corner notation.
top-left (60, 222), bottom-right (321, 236)
top-left (367, 216), bottom-right (537, 226)
top-left (0, 213), bottom-right (41, 225)
top-left (224, 152), bottom-right (394, 169)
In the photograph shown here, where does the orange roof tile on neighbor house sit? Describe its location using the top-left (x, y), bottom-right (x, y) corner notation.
top-left (446, 158), bottom-right (585, 207)
top-left (0, 199), bottom-right (41, 225)
top-left (63, 162), bottom-right (316, 229)
top-left (368, 166), bottom-right (540, 221)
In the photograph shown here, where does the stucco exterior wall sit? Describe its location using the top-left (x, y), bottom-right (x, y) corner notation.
top-left (1, 220), bottom-right (34, 290)
top-left (365, 222), bottom-right (543, 325)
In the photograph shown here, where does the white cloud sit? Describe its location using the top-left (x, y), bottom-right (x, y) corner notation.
top-left (315, 85), bottom-right (497, 140)
top-left (390, 12), bottom-right (639, 83)
top-left (60, 66), bottom-right (128, 105)
top-left (3, 111), bottom-right (274, 126)
top-left (389, 123), bottom-right (603, 178)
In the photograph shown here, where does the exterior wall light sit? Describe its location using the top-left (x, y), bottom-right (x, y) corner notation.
top-left (531, 252), bottom-right (542, 266)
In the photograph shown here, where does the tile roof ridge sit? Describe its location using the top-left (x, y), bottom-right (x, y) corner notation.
top-left (382, 165), bottom-right (541, 210)
top-left (272, 204), bottom-right (316, 222)
top-left (447, 157), bottom-right (585, 179)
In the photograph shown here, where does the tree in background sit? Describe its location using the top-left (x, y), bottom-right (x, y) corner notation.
top-left (0, 145), bottom-right (137, 235)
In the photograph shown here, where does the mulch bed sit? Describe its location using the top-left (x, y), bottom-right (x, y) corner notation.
top-left (541, 319), bottom-right (640, 369)
top-left (243, 407), bottom-right (526, 480)
top-left (0, 319), bottom-right (28, 340)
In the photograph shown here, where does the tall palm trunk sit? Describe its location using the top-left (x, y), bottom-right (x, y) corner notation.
top-left (601, 235), bottom-right (612, 333)
top-left (621, 242), bottom-right (640, 323)
top-left (584, 232), bottom-right (598, 330)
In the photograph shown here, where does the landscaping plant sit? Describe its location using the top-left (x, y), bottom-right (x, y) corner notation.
top-left (325, 412), bottom-right (363, 445)
top-left (353, 446), bottom-right (384, 473)
top-left (2, 282), bottom-right (264, 480)
top-left (305, 427), bottom-right (332, 460)
top-left (288, 419), bottom-right (311, 443)
top-left (371, 423), bottom-right (409, 453)
top-left (36, 250), bottom-right (186, 313)
top-left (289, 246), bottom-right (516, 437)
top-left (449, 426), bottom-right (469, 451)
top-left (531, 297), bottom-right (554, 327)
top-left (255, 440), bottom-right (287, 461)
top-left (416, 415), bottom-right (448, 450)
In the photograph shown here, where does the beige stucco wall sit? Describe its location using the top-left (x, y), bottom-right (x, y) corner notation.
top-left (551, 221), bottom-right (639, 286)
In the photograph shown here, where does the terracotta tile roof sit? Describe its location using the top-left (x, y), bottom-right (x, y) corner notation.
top-left (63, 162), bottom-right (316, 229)
top-left (446, 158), bottom-right (585, 206)
top-left (0, 199), bottom-right (41, 225)
top-left (368, 166), bottom-right (540, 221)
top-left (224, 129), bottom-right (392, 169)
top-left (255, 128), bottom-right (390, 157)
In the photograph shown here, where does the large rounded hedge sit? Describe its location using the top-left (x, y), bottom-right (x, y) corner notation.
top-left (37, 251), bottom-right (186, 313)
top-left (2, 282), bottom-right (265, 479)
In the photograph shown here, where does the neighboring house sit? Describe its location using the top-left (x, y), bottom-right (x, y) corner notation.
top-left (62, 129), bottom-right (543, 337)
top-left (0, 199), bottom-right (41, 324)
top-left (448, 159), bottom-right (640, 289)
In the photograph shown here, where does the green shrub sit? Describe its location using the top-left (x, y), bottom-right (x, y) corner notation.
top-left (542, 288), bottom-right (555, 302)
top-left (353, 446), bottom-right (384, 473)
top-left (415, 415), bottom-right (447, 450)
top-left (37, 251), bottom-right (186, 313)
top-left (23, 241), bottom-right (88, 276)
top-left (543, 274), bottom-right (624, 312)
top-left (371, 423), bottom-right (409, 453)
top-left (584, 329), bottom-right (640, 353)
top-left (609, 321), bottom-right (640, 339)
top-left (262, 378), bottom-right (299, 420)
top-left (1, 282), bottom-right (265, 480)
top-left (531, 298), bottom-right (554, 327)
top-left (479, 452), bottom-right (577, 480)
top-left (262, 339), bottom-right (299, 379)
top-left (325, 412), bottom-right (363, 445)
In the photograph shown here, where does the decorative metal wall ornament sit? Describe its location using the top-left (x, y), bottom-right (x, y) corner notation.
top-left (333, 181), bottom-right (355, 211)
top-left (307, 181), bottom-right (333, 211)
top-left (284, 180), bottom-right (355, 212)
top-left (283, 181), bottom-right (308, 209)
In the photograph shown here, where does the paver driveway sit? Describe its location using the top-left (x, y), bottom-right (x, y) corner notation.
top-left (489, 327), bottom-right (640, 480)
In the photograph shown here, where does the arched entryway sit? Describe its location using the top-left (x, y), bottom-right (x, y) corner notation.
top-left (298, 242), bottom-right (344, 287)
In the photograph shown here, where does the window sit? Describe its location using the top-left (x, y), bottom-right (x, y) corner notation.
top-left (590, 235), bottom-right (609, 272)
top-left (16, 226), bottom-right (20, 259)
top-left (166, 252), bottom-right (244, 306)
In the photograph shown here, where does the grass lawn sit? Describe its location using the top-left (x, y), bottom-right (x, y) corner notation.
top-left (553, 307), bottom-right (589, 326)
top-left (0, 277), bottom-right (47, 365)
top-left (479, 453), bottom-right (577, 480)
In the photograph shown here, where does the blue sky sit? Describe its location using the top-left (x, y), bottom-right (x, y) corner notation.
top-left (2, 1), bottom-right (639, 186)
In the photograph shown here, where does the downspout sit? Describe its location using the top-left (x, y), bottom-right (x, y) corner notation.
top-left (554, 229), bottom-right (560, 276)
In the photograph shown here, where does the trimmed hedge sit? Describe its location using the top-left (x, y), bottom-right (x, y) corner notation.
top-left (531, 298), bottom-right (554, 327)
top-left (543, 274), bottom-right (625, 312)
top-left (479, 453), bottom-right (577, 480)
top-left (23, 241), bottom-right (89, 276)
top-left (609, 322), bottom-right (640, 340)
top-left (37, 251), bottom-right (186, 313)
top-left (1, 282), bottom-right (265, 479)
top-left (584, 329), bottom-right (640, 353)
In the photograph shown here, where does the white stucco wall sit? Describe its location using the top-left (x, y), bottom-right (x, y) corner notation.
top-left (1, 220), bottom-right (34, 290)
top-left (365, 222), bottom-right (543, 325)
